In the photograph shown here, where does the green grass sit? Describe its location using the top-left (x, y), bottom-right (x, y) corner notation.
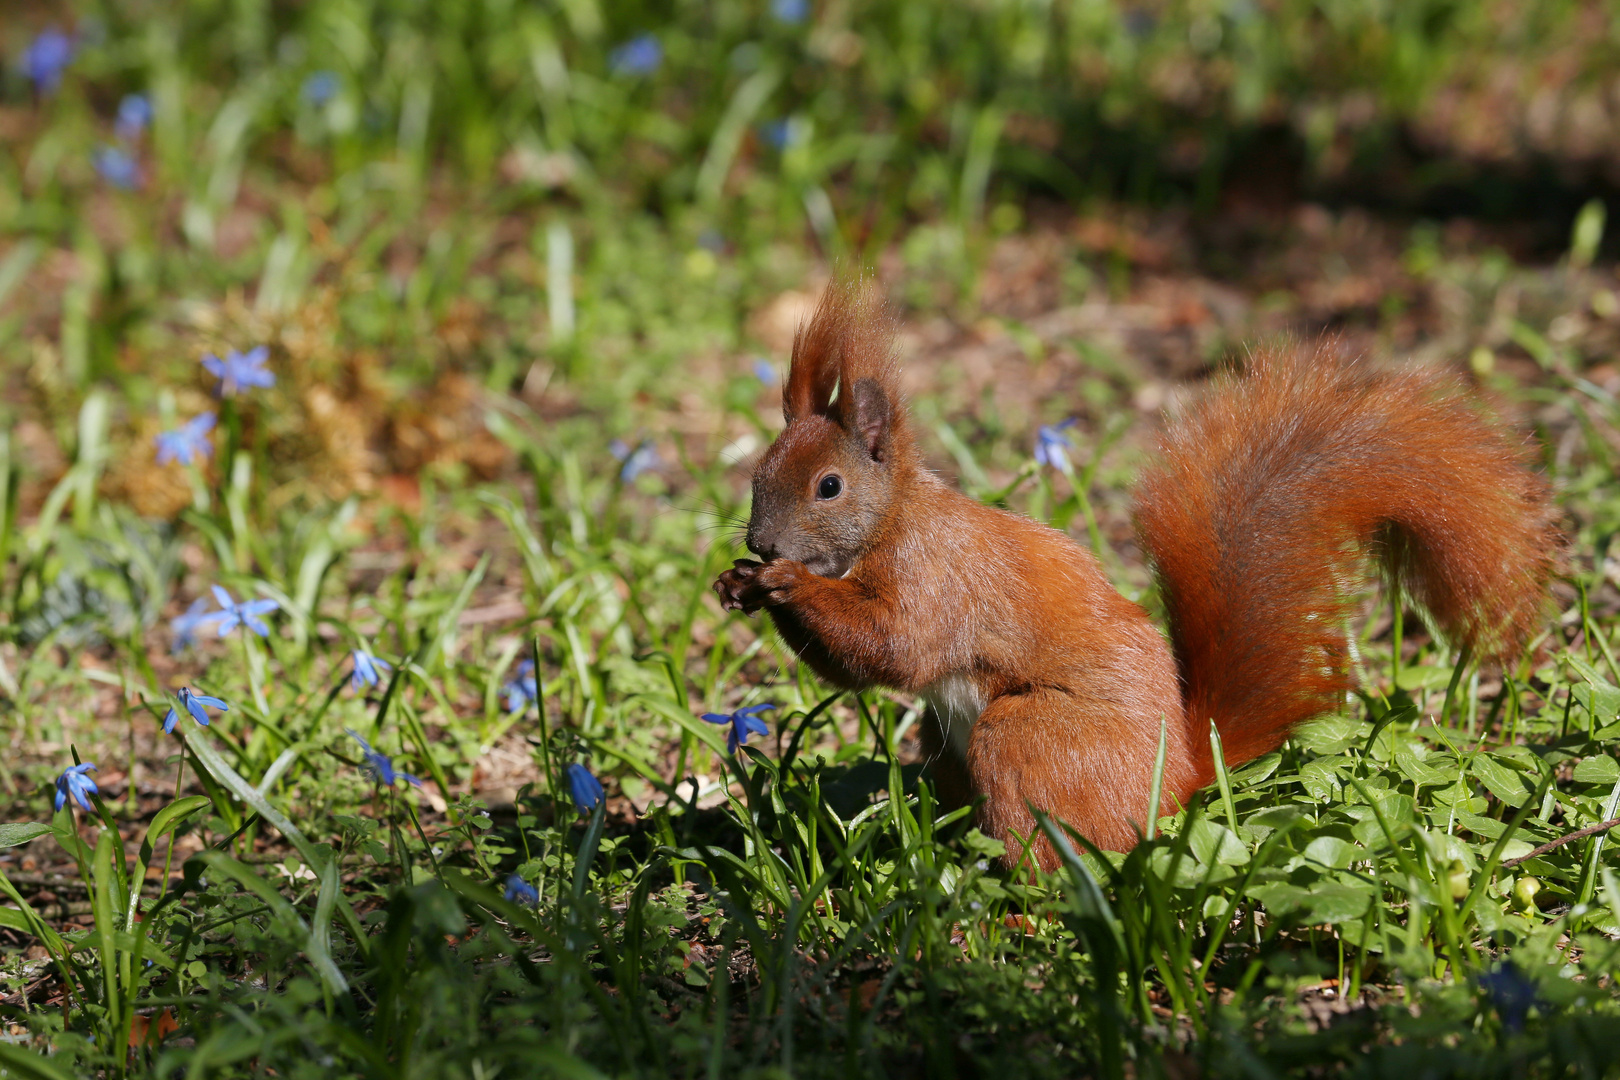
top-left (7, 1), bottom-right (1620, 1077)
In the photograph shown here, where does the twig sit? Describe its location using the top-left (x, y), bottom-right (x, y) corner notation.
top-left (1501, 817), bottom-right (1620, 869)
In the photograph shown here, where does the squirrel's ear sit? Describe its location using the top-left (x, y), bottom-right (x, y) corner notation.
top-left (843, 377), bottom-right (893, 461)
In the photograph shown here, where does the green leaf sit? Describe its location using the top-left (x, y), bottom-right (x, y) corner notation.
top-left (1229, 752), bottom-right (1281, 786)
top-left (1394, 664), bottom-right (1456, 691)
top-left (1186, 818), bottom-right (1249, 867)
top-left (137, 795), bottom-right (212, 868)
top-left (1294, 715), bottom-right (1363, 755)
top-left (1372, 791), bottom-right (1416, 824)
top-left (1472, 754), bottom-right (1532, 807)
top-left (1306, 880), bottom-right (1379, 924)
top-left (1247, 805), bottom-right (1308, 830)
top-left (1573, 755), bottom-right (1620, 786)
top-left (1455, 812), bottom-right (1509, 840)
top-left (1301, 835), bottom-right (1359, 870)
top-left (91, 829), bottom-right (121, 1023)
top-left (1248, 879), bottom-right (1374, 925)
top-left (1298, 759), bottom-right (1343, 801)
top-left (1148, 844), bottom-right (1221, 886)
top-left (1569, 658), bottom-right (1620, 726)
top-left (0, 823), bottom-right (51, 848)
top-left (1394, 742), bottom-right (1451, 788)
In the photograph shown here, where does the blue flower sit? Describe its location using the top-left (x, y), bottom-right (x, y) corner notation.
top-left (209, 585), bottom-right (279, 638)
top-left (702, 702), bottom-right (776, 754)
top-left (1034, 418), bottom-right (1077, 469)
top-left (54, 763), bottom-right (98, 812)
top-left (772, 0), bottom-right (810, 23)
top-left (93, 145), bottom-right (140, 190)
top-left (115, 93), bottom-right (152, 140)
top-left (760, 119), bottom-right (794, 151)
top-left (503, 874), bottom-right (539, 906)
top-left (302, 71), bottom-right (339, 106)
top-left (752, 357), bottom-right (777, 384)
top-left (347, 729), bottom-right (422, 788)
top-left (24, 29), bottom-right (73, 95)
top-left (350, 649), bottom-right (392, 692)
top-left (503, 659), bottom-right (538, 712)
top-left (610, 439), bottom-right (660, 482)
top-left (201, 345), bottom-right (275, 397)
top-left (154, 412), bottom-right (216, 466)
top-left (1479, 961), bottom-right (1537, 1033)
top-left (163, 687), bottom-right (229, 734)
top-left (564, 762), bottom-right (604, 813)
top-left (609, 35), bottom-right (662, 77)
top-left (169, 596), bottom-right (216, 653)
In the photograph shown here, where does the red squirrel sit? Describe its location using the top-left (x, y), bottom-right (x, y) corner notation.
top-left (715, 279), bottom-right (1559, 869)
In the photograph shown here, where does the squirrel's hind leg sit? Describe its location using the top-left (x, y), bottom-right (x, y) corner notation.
top-left (966, 690), bottom-right (1195, 870)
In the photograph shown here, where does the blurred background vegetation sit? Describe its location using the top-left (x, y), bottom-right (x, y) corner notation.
top-left (6, 0), bottom-right (1620, 509)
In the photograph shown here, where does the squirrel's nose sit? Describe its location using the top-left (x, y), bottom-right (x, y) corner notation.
top-left (745, 526), bottom-right (776, 561)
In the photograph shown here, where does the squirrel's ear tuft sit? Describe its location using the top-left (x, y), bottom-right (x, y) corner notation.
top-left (784, 275), bottom-right (900, 428)
top-left (783, 287), bottom-right (846, 423)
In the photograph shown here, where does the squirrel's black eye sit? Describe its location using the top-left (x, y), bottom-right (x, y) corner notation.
top-left (817, 475), bottom-right (843, 500)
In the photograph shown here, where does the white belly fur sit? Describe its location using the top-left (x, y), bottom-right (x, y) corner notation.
top-left (922, 673), bottom-right (985, 761)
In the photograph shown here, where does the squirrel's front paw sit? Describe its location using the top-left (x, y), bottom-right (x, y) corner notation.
top-left (715, 560), bottom-right (764, 614)
top-left (714, 558), bottom-right (805, 614)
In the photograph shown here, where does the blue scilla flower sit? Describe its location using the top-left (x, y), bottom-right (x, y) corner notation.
top-left (772, 0), bottom-right (810, 23)
top-left (564, 762), bottom-right (604, 813)
top-left (169, 597), bottom-right (216, 653)
top-left (702, 702), bottom-right (776, 754)
top-left (24, 29), bottom-right (73, 95)
top-left (763, 117), bottom-right (810, 152)
top-left (54, 762), bottom-right (98, 812)
top-left (302, 71), bottom-right (339, 106)
top-left (163, 687), bottom-right (229, 734)
top-left (347, 729), bottom-right (422, 788)
top-left (1479, 961), bottom-right (1537, 1033)
top-left (504, 874), bottom-right (539, 906)
top-left (115, 93), bottom-right (152, 140)
top-left (154, 412), bottom-right (216, 466)
top-left (93, 145), bottom-right (140, 190)
top-left (350, 649), bottom-right (392, 692)
top-left (201, 345), bottom-right (275, 397)
top-left (760, 119), bottom-right (793, 151)
top-left (1034, 418), bottom-right (1077, 470)
top-left (609, 35), bottom-right (662, 77)
top-left (503, 659), bottom-right (538, 712)
top-left (209, 585), bottom-right (279, 638)
top-left (752, 357), bottom-right (776, 384)
top-left (610, 439), bottom-right (660, 482)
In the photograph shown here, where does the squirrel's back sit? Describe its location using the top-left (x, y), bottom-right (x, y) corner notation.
top-left (1135, 343), bottom-right (1560, 774)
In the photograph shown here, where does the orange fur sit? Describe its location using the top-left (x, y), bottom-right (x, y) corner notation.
top-left (716, 286), bottom-right (1559, 871)
top-left (1136, 343), bottom-right (1560, 777)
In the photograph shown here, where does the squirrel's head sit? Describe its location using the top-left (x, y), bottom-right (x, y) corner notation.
top-left (746, 280), bottom-right (912, 579)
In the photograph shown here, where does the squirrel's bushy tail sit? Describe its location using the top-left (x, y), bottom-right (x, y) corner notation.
top-left (1135, 343), bottom-right (1559, 772)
